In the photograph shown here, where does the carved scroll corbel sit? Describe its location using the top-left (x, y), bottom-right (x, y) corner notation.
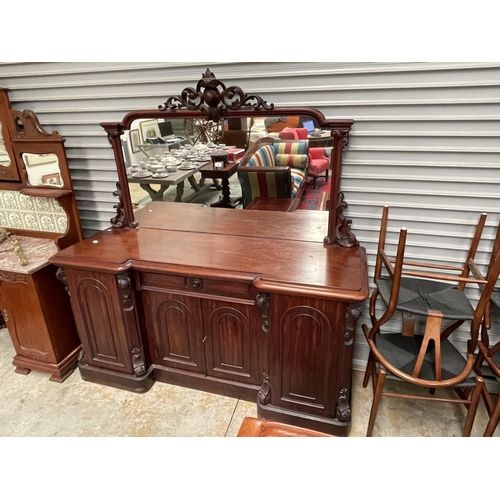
top-left (117, 273), bottom-right (146, 376)
top-left (111, 182), bottom-right (127, 228)
top-left (258, 373), bottom-right (271, 405)
top-left (255, 292), bottom-right (270, 333)
top-left (131, 347), bottom-right (146, 376)
top-left (336, 387), bottom-right (351, 421)
top-left (55, 267), bottom-right (70, 297)
top-left (345, 306), bottom-right (362, 345)
top-left (117, 273), bottom-right (134, 312)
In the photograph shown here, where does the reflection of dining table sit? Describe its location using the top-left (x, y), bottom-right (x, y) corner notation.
top-left (127, 161), bottom-right (211, 202)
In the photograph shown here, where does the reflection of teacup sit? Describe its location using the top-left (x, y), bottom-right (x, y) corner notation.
top-left (148, 164), bottom-right (163, 173)
top-left (163, 157), bottom-right (178, 165)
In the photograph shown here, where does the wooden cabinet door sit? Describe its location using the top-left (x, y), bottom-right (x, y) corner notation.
top-left (202, 299), bottom-right (262, 385)
top-left (143, 291), bottom-right (206, 374)
top-left (268, 295), bottom-right (347, 419)
top-left (64, 268), bottom-right (139, 374)
top-left (0, 276), bottom-right (53, 362)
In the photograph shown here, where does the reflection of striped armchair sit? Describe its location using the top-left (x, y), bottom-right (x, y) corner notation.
top-left (237, 140), bottom-right (308, 208)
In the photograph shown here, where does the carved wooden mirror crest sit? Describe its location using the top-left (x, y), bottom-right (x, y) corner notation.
top-left (101, 69), bottom-right (357, 247)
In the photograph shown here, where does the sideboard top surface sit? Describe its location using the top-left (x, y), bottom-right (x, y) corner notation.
top-left (50, 204), bottom-right (369, 301)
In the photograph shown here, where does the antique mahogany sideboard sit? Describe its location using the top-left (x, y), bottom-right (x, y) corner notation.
top-left (49, 70), bottom-right (369, 435)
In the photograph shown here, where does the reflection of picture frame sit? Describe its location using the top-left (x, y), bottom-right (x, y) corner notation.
top-left (41, 172), bottom-right (61, 185)
top-left (24, 153), bottom-right (58, 166)
top-left (129, 129), bottom-right (141, 153)
top-left (139, 120), bottom-right (160, 142)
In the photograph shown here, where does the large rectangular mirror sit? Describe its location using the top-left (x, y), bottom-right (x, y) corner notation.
top-left (100, 69), bottom-right (356, 246)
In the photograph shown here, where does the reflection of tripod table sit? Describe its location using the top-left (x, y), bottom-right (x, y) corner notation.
top-left (307, 131), bottom-right (334, 148)
top-left (128, 162), bottom-right (210, 203)
top-left (200, 161), bottom-right (240, 208)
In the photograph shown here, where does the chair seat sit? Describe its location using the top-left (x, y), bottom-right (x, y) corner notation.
top-left (376, 276), bottom-right (475, 320)
top-left (308, 158), bottom-right (329, 175)
top-left (375, 333), bottom-right (478, 387)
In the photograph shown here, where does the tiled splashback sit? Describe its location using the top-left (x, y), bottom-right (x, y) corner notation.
top-left (0, 190), bottom-right (67, 233)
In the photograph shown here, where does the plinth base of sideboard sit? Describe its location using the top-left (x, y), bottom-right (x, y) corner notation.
top-left (257, 399), bottom-right (351, 437)
top-left (12, 345), bottom-right (81, 383)
top-left (153, 365), bottom-right (260, 403)
top-left (79, 362), bottom-right (155, 394)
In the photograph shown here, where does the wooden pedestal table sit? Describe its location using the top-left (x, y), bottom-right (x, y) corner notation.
top-left (200, 161), bottom-right (241, 208)
top-left (49, 203), bottom-right (369, 435)
top-left (0, 235), bottom-right (80, 382)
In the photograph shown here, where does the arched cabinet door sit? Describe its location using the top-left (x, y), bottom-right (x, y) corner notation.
top-left (202, 300), bottom-right (262, 385)
top-left (268, 295), bottom-right (348, 418)
top-left (64, 268), bottom-right (143, 375)
top-left (143, 290), bottom-right (206, 374)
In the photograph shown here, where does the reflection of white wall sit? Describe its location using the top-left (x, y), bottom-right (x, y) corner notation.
top-left (124, 129), bottom-right (170, 167)
top-left (123, 131), bottom-right (150, 166)
top-left (23, 154), bottom-right (61, 186)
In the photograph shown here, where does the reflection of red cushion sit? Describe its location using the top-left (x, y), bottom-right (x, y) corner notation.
top-left (279, 127), bottom-right (308, 140)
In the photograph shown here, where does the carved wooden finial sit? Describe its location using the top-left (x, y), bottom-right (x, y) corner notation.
top-left (158, 68), bottom-right (274, 121)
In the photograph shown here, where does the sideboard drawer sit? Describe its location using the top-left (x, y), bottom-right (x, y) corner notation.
top-left (139, 272), bottom-right (253, 301)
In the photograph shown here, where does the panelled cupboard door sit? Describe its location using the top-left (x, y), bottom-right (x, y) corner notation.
top-left (202, 299), bottom-right (262, 385)
top-left (0, 278), bottom-right (53, 362)
top-left (143, 291), bottom-right (206, 374)
top-left (64, 268), bottom-right (137, 374)
top-left (268, 295), bottom-right (347, 418)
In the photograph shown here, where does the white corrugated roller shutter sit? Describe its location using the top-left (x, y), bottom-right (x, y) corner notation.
top-left (0, 61), bottom-right (498, 369)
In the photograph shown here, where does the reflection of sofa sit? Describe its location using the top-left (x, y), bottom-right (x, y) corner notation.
top-left (279, 127), bottom-right (330, 188)
top-left (237, 139), bottom-right (309, 208)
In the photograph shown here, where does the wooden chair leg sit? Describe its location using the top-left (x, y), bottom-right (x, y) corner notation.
top-left (363, 351), bottom-right (375, 388)
top-left (484, 393), bottom-right (500, 436)
top-left (463, 377), bottom-right (484, 437)
top-left (481, 383), bottom-right (495, 416)
top-left (366, 367), bottom-right (386, 437)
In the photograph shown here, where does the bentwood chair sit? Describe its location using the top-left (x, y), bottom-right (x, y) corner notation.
top-left (362, 207), bottom-right (500, 436)
top-left (472, 223), bottom-right (500, 436)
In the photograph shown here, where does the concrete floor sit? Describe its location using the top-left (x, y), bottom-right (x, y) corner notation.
top-left (0, 327), bottom-right (498, 438)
